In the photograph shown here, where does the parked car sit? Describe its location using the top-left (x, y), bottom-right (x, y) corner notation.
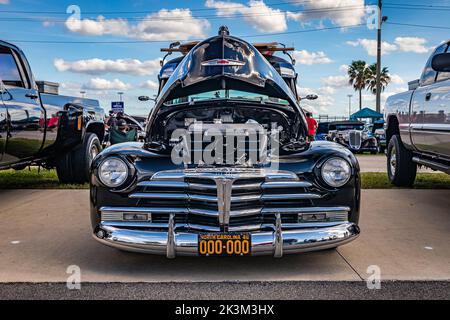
top-left (327, 121), bottom-right (378, 154)
top-left (0, 41), bottom-right (105, 183)
top-left (371, 120), bottom-right (386, 153)
top-left (316, 122), bottom-right (330, 141)
top-left (385, 40), bottom-right (450, 186)
top-left (90, 27), bottom-right (360, 258)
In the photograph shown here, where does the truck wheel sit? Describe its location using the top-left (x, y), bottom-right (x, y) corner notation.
top-left (387, 135), bottom-right (417, 187)
top-left (55, 133), bottom-right (101, 184)
top-left (70, 133), bottom-right (101, 184)
top-left (55, 152), bottom-right (74, 184)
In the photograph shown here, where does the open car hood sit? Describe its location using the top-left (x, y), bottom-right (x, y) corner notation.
top-left (155, 33), bottom-right (302, 115)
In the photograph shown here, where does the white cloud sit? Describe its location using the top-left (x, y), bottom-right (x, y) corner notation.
top-left (205, 0), bottom-right (288, 32)
top-left (394, 37), bottom-right (429, 54)
top-left (292, 50), bottom-right (332, 65)
top-left (140, 80), bottom-right (159, 90)
top-left (297, 86), bottom-right (337, 114)
top-left (322, 75), bottom-right (349, 88)
top-left (346, 37), bottom-right (430, 56)
top-left (54, 58), bottom-right (161, 76)
top-left (319, 86), bottom-right (337, 95)
top-left (347, 38), bottom-right (397, 56)
top-left (291, 0), bottom-right (366, 27)
top-left (339, 64), bottom-right (349, 73)
top-left (82, 78), bottom-right (132, 91)
top-left (65, 8), bottom-right (210, 40)
top-left (389, 74), bottom-right (404, 85)
top-left (0, 0), bottom-right (9, 4)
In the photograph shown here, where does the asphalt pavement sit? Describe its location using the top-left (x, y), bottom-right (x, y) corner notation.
top-left (1, 281), bottom-right (449, 300)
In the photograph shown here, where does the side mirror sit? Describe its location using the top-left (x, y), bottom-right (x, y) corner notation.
top-left (303, 94), bottom-right (319, 101)
top-left (138, 96), bottom-right (150, 102)
top-left (432, 53), bottom-right (450, 72)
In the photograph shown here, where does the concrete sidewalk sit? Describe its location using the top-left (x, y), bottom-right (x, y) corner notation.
top-left (0, 189), bottom-right (449, 283)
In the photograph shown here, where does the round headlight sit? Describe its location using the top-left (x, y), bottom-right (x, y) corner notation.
top-left (321, 157), bottom-right (352, 188)
top-left (98, 157), bottom-right (129, 188)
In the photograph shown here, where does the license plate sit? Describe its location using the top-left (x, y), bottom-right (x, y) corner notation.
top-left (198, 233), bottom-right (251, 256)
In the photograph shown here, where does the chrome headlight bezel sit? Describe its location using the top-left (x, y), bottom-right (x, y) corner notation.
top-left (320, 157), bottom-right (352, 188)
top-left (97, 157), bottom-right (132, 188)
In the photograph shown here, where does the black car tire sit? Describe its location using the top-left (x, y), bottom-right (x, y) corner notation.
top-left (387, 134), bottom-right (417, 187)
top-left (70, 133), bottom-right (101, 184)
top-left (56, 133), bottom-right (101, 184)
top-left (55, 151), bottom-right (74, 184)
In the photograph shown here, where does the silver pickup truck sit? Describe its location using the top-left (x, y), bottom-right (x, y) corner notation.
top-left (385, 40), bottom-right (450, 186)
top-left (0, 40), bottom-right (105, 183)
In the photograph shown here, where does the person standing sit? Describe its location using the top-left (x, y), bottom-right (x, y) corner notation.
top-left (306, 112), bottom-right (318, 142)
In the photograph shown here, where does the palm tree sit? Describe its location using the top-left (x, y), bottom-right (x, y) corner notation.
top-left (347, 60), bottom-right (371, 110)
top-left (366, 63), bottom-right (391, 95)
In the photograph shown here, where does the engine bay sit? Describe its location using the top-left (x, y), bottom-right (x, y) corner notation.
top-left (147, 103), bottom-right (307, 158)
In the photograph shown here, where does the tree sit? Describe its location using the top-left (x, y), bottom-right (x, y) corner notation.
top-left (366, 63), bottom-right (391, 95)
top-left (347, 60), bottom-right (371, 110)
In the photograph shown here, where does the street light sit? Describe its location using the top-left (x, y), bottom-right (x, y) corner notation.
top-left (117, 92), bottom-right (124, 102)
top-left (80, 91), bottom-right (86, 98)
top-left (376, 0), bottom-right (389, 113)
top-left (347, 94), bottom-right (353, 119)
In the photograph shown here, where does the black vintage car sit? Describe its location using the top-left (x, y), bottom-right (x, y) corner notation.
top-left (90, 27), bottom-right (360, 258)
top-left (327, 121), bottom-right (378, 154)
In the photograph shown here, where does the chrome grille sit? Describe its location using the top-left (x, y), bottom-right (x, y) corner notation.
top-left (349, 130), bottom-right (362, 150)
top-left (99, 169), bottom-right (349, 232)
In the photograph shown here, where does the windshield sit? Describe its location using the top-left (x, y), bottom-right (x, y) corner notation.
top-left (166, 90), bottom-right (289, 106)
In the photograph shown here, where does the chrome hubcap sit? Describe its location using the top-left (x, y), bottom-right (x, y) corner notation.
top-left (390, 147), bottom-right (397, 175)
top-left (90, 145), bottom-right (99, 161)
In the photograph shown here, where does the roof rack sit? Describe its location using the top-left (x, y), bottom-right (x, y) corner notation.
top-left (160, 41), bottom-right (294, 54)
top-left (160, 41), bottom-right (296, 66)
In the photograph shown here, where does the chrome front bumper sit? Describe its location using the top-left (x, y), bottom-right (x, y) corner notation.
top-left (93, 222), bottom-right (360, 258)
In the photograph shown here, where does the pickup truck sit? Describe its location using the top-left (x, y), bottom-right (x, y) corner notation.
top-left (385, 40), bottom-right (450, 186)
top-left (0, 40), bottom-right (105, 183)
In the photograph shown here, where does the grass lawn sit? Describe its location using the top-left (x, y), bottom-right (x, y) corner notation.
top-left (361, 172), bottom-right (450, 189)
top-left (0, 168), bottom-right (448, 190)
top-left (0, 168), bottom-right (88, 189)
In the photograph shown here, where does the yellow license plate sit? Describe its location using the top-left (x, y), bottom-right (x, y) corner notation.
top-left (198, 233), bottom-right (251, 256)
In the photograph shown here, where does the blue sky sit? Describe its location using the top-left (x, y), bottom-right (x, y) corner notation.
top-left (1, 0), bottom-right (449, 116)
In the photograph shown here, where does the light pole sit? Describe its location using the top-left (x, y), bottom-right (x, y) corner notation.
top-left (376, 0), bottom-right (388, 113)
top-left (347, 94), bottom-right (353, 119)
top-left (80, 91), bottom-right (86, 98)
top-left (117, 92), bottom-right (124, 102)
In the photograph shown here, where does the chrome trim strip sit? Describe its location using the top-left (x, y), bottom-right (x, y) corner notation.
top-left (261, 193), bottom-right (323, 200)
top-left (150, 169), bottom-right (300, 181)
top-left (274, 214), bottom-right (283, 258)
top-left (167, 214), bottom-right (176, 259)
top-left (137, 181), bottom-right (188, 188)
top-left (100, 207), bottom-right (189, 214)
top-left (129, 193), bottom-right (188, 200)
top-left (262, 181), bottom-right (312, 189)
top-left (232, 183), bottom-right (262, 190)
top-left (262, 206), bottom-right (350, 214)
